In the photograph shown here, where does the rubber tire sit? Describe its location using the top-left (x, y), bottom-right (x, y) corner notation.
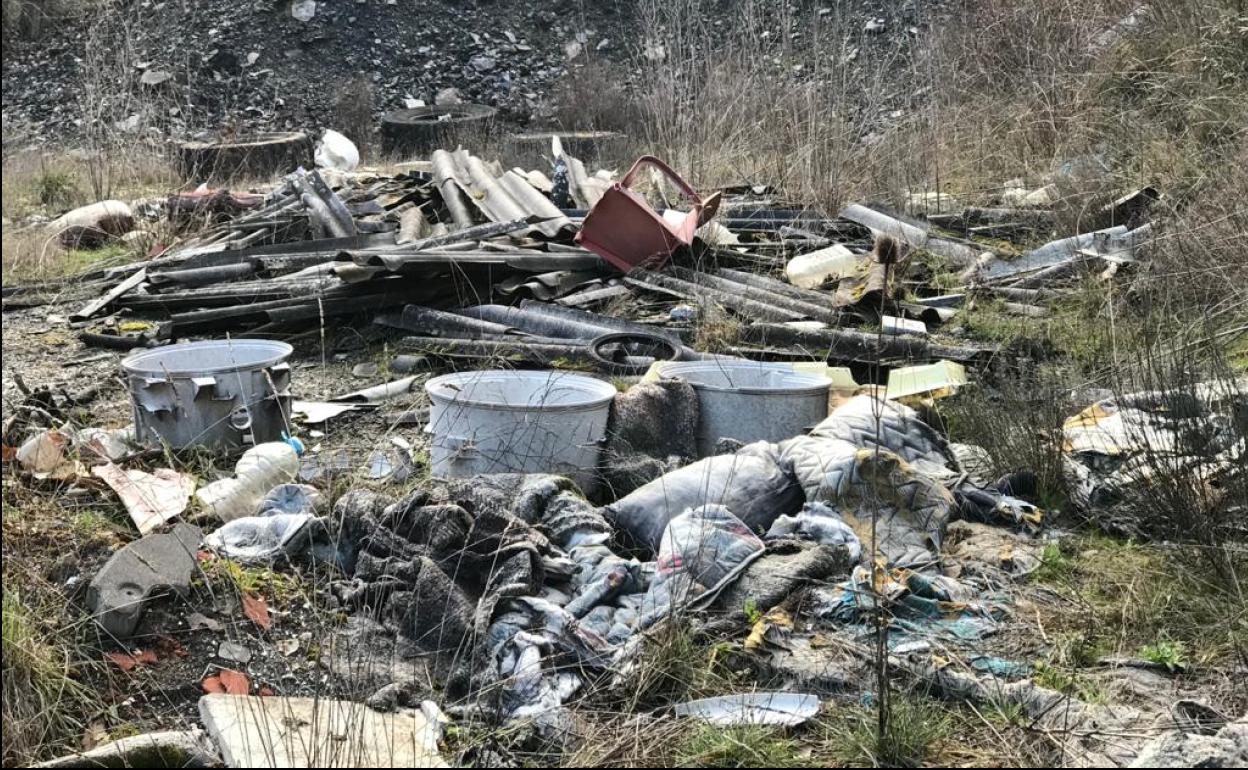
top-left (380, 103), bottom-right (498, 158)
top-left (177, 132), bottom-right (312, 183)
top-left (587, 332), bottom-right (680, 376)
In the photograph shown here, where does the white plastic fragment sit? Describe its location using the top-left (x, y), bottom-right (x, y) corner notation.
top-left (291, 0), bottom-right (316, 22)
top-left (886, 360), bottom-right (968, 401)
top-left (314, 129), bottom-right (360, 172)
top-left (785, 244), bottom-right (860, 288)
top-left (882, 315), bottom-right (928, 337)
top-left (674, 692), bottom-right (821, 726)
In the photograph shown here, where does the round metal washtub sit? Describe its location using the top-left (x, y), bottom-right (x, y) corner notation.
top-left (122, 340), bottom-right (293, 451)
top-left (425, 369), bottom-right (617, 494)
top-left (661, 360), bottom-right (831, 456)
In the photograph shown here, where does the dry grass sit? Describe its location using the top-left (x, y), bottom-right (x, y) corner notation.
top-left (0, 150), bottom-right (177, 284)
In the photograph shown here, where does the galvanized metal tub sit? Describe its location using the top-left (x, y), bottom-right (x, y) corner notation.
top-left (425, 370), bottom-right (617, 493)
top-left (122, 340), bottom-right (293, 451)
top-left (662, 360), bottom-right (831, 456)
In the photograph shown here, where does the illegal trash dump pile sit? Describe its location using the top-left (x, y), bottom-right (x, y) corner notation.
top-left (6, 138), bottom-right (1243, 768)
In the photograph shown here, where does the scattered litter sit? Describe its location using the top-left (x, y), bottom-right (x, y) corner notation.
top-left (92, 463), bottom-right (195, 534)
top-left (217, 641), bottom-right (253, 664)
top-left (187, 612), bottom-right (223, 632)
top-left (196, 441), bottom-right (301, 522)
top-left (785, 243), bottom-right (860, 288)
top-left (314, 129), bottom-right (359, 172)
top-left (204, 509), bottom-right (324, 564)
top-left (291, 401), bottom-right (373, 424)
top-left (241, 594), bottom-right (272, 631)
top-left (202, 669), bottom-right (250, 695)
top-left (886, 360), bottom-right (968, 401)
top-left (198, 694), bottom-right (446, 768)
top-left (1062, 380), bottom-right (1246, 534)
top-left (48, 200), bottom-right (135, 249)
top-left (15, 429), bottom-right (80, 479)
top-left (577, 155), bottom-right (720, 271)
top-left (105, 649), bottom-right (159, 672)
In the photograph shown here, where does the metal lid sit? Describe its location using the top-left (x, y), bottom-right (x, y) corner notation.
top-left (122, 340), bottom-right (292, 377)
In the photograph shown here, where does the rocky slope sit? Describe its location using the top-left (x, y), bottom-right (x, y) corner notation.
top-left (2, 0), bottom-right (939, 145)
top-left (2, 0), bottom-right (634, 140)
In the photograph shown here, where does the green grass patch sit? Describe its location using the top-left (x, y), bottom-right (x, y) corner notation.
top-left (2, 592), bottom-right (97, 766)
top-left (673, 724), bottom-right (807, 768)
top-left (1032, 541), bottom-right (1076, 584)
top-left (1033, 533), bottom-right (1247, 666)
top-left (1138, 640), bottom-right (1188, 671)
top-left (816, 695), bottom-right (952, 768)
top-left (205, 558), bottom-right (299, 601)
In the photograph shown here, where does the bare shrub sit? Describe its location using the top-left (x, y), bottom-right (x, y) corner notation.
top-left (1, 0), bottom-right (87, 40)
top-left (547, 58), bottom-right (638, 132)
top-left (943, 372), bottom-right (1075, 510)
top-left (77, 1), bottom-right (179, 199)
top-left (1137, 143), bottom-right (1248, 310)
top-left (1103, 318), bottom-right (1247, 554)
top-left (630, 0), bottom-right (879, 206)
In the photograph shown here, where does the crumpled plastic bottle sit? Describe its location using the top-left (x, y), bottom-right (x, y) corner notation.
top-left (195, 441), bottom-right (301, 522)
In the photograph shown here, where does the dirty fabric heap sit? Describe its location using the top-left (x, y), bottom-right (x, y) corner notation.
top-left (315, 392), bottom-right (1042, 720)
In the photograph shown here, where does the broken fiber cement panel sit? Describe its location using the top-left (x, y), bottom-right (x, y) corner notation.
top-left (198, 694), bottom-right (445, 768)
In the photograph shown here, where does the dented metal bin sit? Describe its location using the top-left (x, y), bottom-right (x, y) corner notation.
top-left (662, 360), bottom-right (831, 456)
top-left (122, 340), bottom-right (293, 451)
top-left (425, 370), bottom-right (616, 493)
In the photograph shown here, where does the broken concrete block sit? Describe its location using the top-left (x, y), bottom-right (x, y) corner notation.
top-left (32, 728), bottom-right (219, 768)
top-left (1129, 715), bottom-right (1248, 768)
top-left (198, 694), bottom-right (446, 767)
top-left (48, 200), bottom-right (135, 249)
top-left (88, 523), bottom-right (201, 638)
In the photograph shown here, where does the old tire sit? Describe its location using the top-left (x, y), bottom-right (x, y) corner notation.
top-left (177, 132), bottom-right (312, 183)
top-left (380, 104), bottom-right (498, 159)
top-left (588, 332), bottom-right (681, 376)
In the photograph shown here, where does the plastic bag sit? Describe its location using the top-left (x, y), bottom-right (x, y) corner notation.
top-left (314, 129), bottom-right (359, 172)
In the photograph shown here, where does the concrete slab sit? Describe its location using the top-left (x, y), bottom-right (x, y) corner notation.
top-left (198, 694), bottom-right (445, 768)
top-left (88, 522), bottom-right (201, 638)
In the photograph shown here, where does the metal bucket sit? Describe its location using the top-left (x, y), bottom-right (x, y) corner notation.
top-left (662, 360), bottom-right (831, 456)
top-left (425, 370), bottom-right (617, 493)
top-left (122, 340), bottom-right (293, 451)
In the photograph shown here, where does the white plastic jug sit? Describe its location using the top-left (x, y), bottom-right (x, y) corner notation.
top-left (196, 442), bottom-right (300, 522)
top-left (785, 244), bottom-right (860, 289)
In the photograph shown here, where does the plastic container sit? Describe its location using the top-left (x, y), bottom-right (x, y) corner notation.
top-left (425, 370), bottom-right (617, 494)
top-left (195, 442), bottom-right (300, 522)
top-left (122, 340), bottom-right (293, 451)
top-left (662, 360), bottom-right (831, 456)
top-left (784, 244), bottom-right (860, 289)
